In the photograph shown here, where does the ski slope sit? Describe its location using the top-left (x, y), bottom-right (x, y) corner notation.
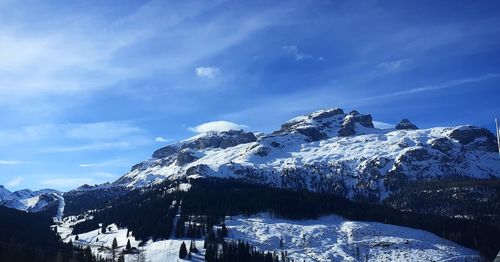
top-left (57, 213), bottom-right (480, 262)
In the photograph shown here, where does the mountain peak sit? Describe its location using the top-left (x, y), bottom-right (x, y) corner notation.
top-left (275, 107), bottom-right (374, 140)
top-left (152, 129), bottom-right (257, 160)
top-left (395, 119), bottom-right (418, 130)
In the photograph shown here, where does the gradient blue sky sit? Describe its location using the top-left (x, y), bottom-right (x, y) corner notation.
top-left (1, 0), bottom-right (499, 191)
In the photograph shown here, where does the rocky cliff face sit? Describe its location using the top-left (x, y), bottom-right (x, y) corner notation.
top-left (113, 107), bottom-right (500, 202)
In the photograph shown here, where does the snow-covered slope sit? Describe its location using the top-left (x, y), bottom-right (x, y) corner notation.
top-left (114, 108), bottom-right (500, 201)
top-left (225, 214), bottom-right (480, 262)
top-left (0, 185), bottom-right (62, 212)
top-left (57, 213), bottom-right (480, 262)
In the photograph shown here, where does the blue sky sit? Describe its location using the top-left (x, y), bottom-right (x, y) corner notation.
top-left (1, 0), bottom-right (499, 191)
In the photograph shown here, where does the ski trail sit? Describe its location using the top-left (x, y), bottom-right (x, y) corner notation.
top-left (53, 193), bottom-right (65, 222)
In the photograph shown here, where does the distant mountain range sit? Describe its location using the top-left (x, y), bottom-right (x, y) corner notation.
top-left (0, 185), bottom-right (61, 213)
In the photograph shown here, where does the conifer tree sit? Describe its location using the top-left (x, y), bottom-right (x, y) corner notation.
top-left (112, 237), bottom-right (118, 249)
top-left (179, 241), bottom-right (188, 259)
top-left (191, 239), bottom-right (198, 253)
top-left (126, 239), bottom-right (132, 251)
top-left (221, 223), bottom-right (228, 237)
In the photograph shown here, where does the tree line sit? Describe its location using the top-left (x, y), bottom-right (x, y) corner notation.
top-left (70, 178), bottom-right (500, 260)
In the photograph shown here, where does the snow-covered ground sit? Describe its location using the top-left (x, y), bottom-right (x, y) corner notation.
top-left (57, 213), bottom-right (480, 262)
top-left (225, 214), bottom-right (480, 262)
top-left (57, 220), bottom-right (205, 262)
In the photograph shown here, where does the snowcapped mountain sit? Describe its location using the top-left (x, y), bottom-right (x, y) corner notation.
top-left (113, 108), bottom-right (500, 201)
top-left (0, 185), bottom-right (62, 212)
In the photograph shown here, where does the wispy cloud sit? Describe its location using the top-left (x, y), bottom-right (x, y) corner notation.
top-left (41, 178), bottom-right (96, 188)
top-left (220, 73), bottom-right (499, 132)
top-left (0, 0), bottom-right (283, 115)
top-left (0, 160), bottom-right (24, 165)
top-left (195, 67), bottom-right (220, 78)
top-left (189, 121), bottom-right (248, 133)
top-left (282, 45), bottom-right (313, 61)
top-left (44, 140), bottom-right (148, 153)
top-left (373, 121), bottom-right (395, 129)
top-left (360, 73), bottom-right (500, 103)
top-left (0, 121), bottom-right (151, 152)
top-left (78, 159), bottom-right (128, 168)
top-left (6, 177), bottom-right (24, 187)
top-left (377, 59), bottom-right (412, 72)
top-left (64, 122), bottom-right (143, 141)
top-left (155, 136), bottom-right (170, 143)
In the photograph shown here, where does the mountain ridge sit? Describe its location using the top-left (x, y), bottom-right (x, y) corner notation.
top-left (0, 185), bottom-right (62, 212)
top-left (112, 107), bottom-right (499, 201)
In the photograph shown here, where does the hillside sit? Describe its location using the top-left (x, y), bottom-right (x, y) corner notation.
top-left (64, 178), bottom-right (500, 260)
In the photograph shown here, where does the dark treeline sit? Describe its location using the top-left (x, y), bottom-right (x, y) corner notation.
top-left (199, 224), bottom-right (286, 262)
top-left (384, 178), bottom-right (500, 229)
top-left (72, 181), bottom-right (181, 241)
top-left (0, 205), bottom-right (110, 262)
top-left (63, 186), bottom-right (130, 216)
top-left (71, 178), bottom-right (500, 260)
top-left (183, 179), bottom-right (500, 260)
top-left (203, 228), bottom-right (279, 262)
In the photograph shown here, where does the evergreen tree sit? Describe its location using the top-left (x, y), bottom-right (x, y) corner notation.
top-left (190, 239), bottom-right (198, 253)
top-left (75, 235), bottom-right (79, 241)
top-left (101, 223), bottom-right (106, 234)
top-left (112, 237), bottom-right (118, 261)
top-left (221, 223), bottom-right (228, 237)
top-left (126, 239), bottom-right (132, 251)
top-left (112, 237), bottom-right (118, 249)
top-left (118, 254), bottom-right (125, 262)
top-left (179, 241), bottom-right (188, 259)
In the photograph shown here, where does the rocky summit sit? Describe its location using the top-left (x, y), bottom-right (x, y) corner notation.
top-left (113, 107), bottom-right (500, 202)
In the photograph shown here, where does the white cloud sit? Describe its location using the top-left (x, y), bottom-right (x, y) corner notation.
top-left (195, 67), bottom-right (220, 78)
top-left (362, 73), bottom-right (500, 103)
top-left (0, 121), bottom-right (145, 146)
top-left (64, 122), bottom-right (143, 141)
top-left (0, 121), bottom-right (151, 152)
top-left (282, 45), bottom-right (313, 61)
top-left (41, 178), bottom-right (95, 188)
top-left (155, 136), bottom-right (169, 143)
top-left (189, 121), bottom-right (248, 133)
top-left (0, 0), bottom-right (283, 116)
top-left (0, 160), bottom-right (24, 165)
top-left (43, 141), bottom-right (142, 153)
top-left (6, 177), bottom-right (24, 187)
top-left (373, 121), bottom-right (395, 129)
top-left (377, 59), bottom-right (412, 72)
top-left (78, 159), bottom-right (127, 168)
